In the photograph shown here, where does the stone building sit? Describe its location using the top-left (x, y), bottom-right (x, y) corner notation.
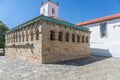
top-left (5, 0), bottom-right (91, 63)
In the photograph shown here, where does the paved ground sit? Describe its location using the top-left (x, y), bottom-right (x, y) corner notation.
top-left (0, 56), bottom-right (120, 80)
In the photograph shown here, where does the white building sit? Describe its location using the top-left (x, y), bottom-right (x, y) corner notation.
top-left (40, 0), bottom-right (59, 17)
top-left (77, 14), bottom-right (120, 57)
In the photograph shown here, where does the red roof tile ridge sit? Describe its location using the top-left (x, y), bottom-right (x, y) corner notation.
top-left (77, 13), bottom-right (120, 26)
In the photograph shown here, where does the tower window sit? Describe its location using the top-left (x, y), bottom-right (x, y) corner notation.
top-left (52, 8), bottom-right (55, 14)
top-left (43, 8), bottom-right (45, 14)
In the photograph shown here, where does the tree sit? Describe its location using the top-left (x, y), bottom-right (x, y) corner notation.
top-left (0, 21), bottom-right (9, 48)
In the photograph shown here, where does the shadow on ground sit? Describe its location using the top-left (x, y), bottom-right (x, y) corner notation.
top-left (52, 56), bottom-right (111, 66)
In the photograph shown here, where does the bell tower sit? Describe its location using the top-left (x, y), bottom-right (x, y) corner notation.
top-left (40, 0), bottom-right (59, 17)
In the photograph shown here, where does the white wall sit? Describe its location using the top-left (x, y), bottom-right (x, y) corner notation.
top-left (83, 18), bottom-right (120, 57)
top-left (40, 3), bottom-right (49, 16)
top-left (40, 2), bottom-right (59, 17)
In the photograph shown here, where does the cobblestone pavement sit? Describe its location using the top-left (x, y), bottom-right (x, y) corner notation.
top-left (0, 56), bottom-right (120, 80)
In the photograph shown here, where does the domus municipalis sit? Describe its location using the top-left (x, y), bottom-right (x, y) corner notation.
top-left (5, 0), bottom-right (91, 63)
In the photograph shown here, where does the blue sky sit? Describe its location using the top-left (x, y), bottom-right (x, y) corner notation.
top-left (0, 0), bottom-right (120, 29)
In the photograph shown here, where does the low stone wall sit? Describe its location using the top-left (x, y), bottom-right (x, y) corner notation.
top-left (5, 44), bottom-right (42, 63)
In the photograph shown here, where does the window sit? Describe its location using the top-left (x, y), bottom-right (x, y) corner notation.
top-left (82, 36), bottom-right (84, 43)
top-left (19, 34), bottom-right (21, 42)
top-left (15, 32), bottom-right (17, 42)
top-left (50, 31), bottom-right (55, 40)
top-left (43, 8), bottom-right (45, 14)
top-left (26, 32), bottom-right (28, 41)
top-left (72, 34), bottom-right (75, 42)
top-left (16, 35), bottom-right (18, 42)
top-left (77, 35), bottom-right (80, 42)
top-left (36, 30), bottom-right (39, 40)
top-left (10, 35), bottom-right (12, 43)
top-left (59, 32), bottom-right (63, 41)
top-left (100, 23), bottom-right (107, 37)
top-left (9, 37), bottom-right (10, 43)
top-left (14, 34), bottom-right (15, 43)
top-left (86, 36), bottom-right (88, 43)
top-left (66, 33), bottom-right (69, 42)
top-left (31, 31), bottom-right (33, 41)
top-left (7, 37), bottom-right (8, 43)
top-left (52, 8), bottom-right (55, 14)
top-left (22, 32), bottom-right (24, 42)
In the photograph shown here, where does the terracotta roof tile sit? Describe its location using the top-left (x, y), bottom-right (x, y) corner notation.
top-left (77, 13), bottom-right (120, 26)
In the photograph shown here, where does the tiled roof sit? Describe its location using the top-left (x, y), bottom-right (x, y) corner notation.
top-left (77, 13), bottom-right (120, 26)
top-left (9, 15), bottom-right (89, 32)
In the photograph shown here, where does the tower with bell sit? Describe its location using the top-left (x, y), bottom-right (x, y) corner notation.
top-left (40, 0), bottom-right (59, 17)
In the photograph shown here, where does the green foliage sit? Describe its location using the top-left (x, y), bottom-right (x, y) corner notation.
top-left (0, 21), bottom-right (9, 48)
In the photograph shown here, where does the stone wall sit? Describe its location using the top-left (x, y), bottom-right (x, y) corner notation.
top-left (5, 22), bottom-right (43, 63)
top-left (42, 21), bottom-right (91, 63)
top-left (5, 20), bottom-right (91, 64)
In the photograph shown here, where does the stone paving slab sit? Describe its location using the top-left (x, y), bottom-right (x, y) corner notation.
top-left (0, 56), bottom-right (120, 80)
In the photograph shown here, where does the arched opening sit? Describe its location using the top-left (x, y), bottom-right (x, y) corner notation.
top-left (19, 34), bottom-right (21, 42)
top-left (72, 34), bottom-right (75, 42)
top-left (52, 8), bottom-right (55, 14)
top-left (31, 31), bottom-right (33, 41)
top-left (26, 32), bottom-right (28, 41)
top-left (86, 36), bottom-right (88, 43)
top-left (82, 36), bottom-right (84, 43)
top-left (50, 30), bottom-right (55, 40)
top-left (59, 32), bottom-right (63, 41)
top-left (36, 30), bottom-right (39, 40)
top-left (22, 32), bottom-right (24, 42)
top-left (77, 35), bottom-right (80, 42)
top-left (14, 33), bottom-right (15, 43)
top-left (16, 34), bottom-right (18, 42)
top-left (66, 33), bottom-right (69, 42)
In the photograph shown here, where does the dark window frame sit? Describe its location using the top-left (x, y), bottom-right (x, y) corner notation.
top-left (31, 31), bottom-right (33, 41)
top-left (50, 30), bottom-right (55, 41)
top-left (36, 30), bottom-right (39, 40)
top-left (82, 36), bottom-right (84, 43)
top-left (77, 35), bottom-right (80, 42)
top-left (52, 8), bottom-right (55, 14)
top-left (72, 34), bottom-right (75, 42)
top-left (59, 32), bottom-right (63, 41)
top-left (100, 23), bottom-right (108, 38)
top-left (66, 33), bottom-right (69, 42)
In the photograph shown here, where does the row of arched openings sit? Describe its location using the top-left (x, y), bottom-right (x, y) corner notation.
top-left (50, 31), bottom-right (89, 43)
top-left (7, 30), bottom-right (39, 43)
